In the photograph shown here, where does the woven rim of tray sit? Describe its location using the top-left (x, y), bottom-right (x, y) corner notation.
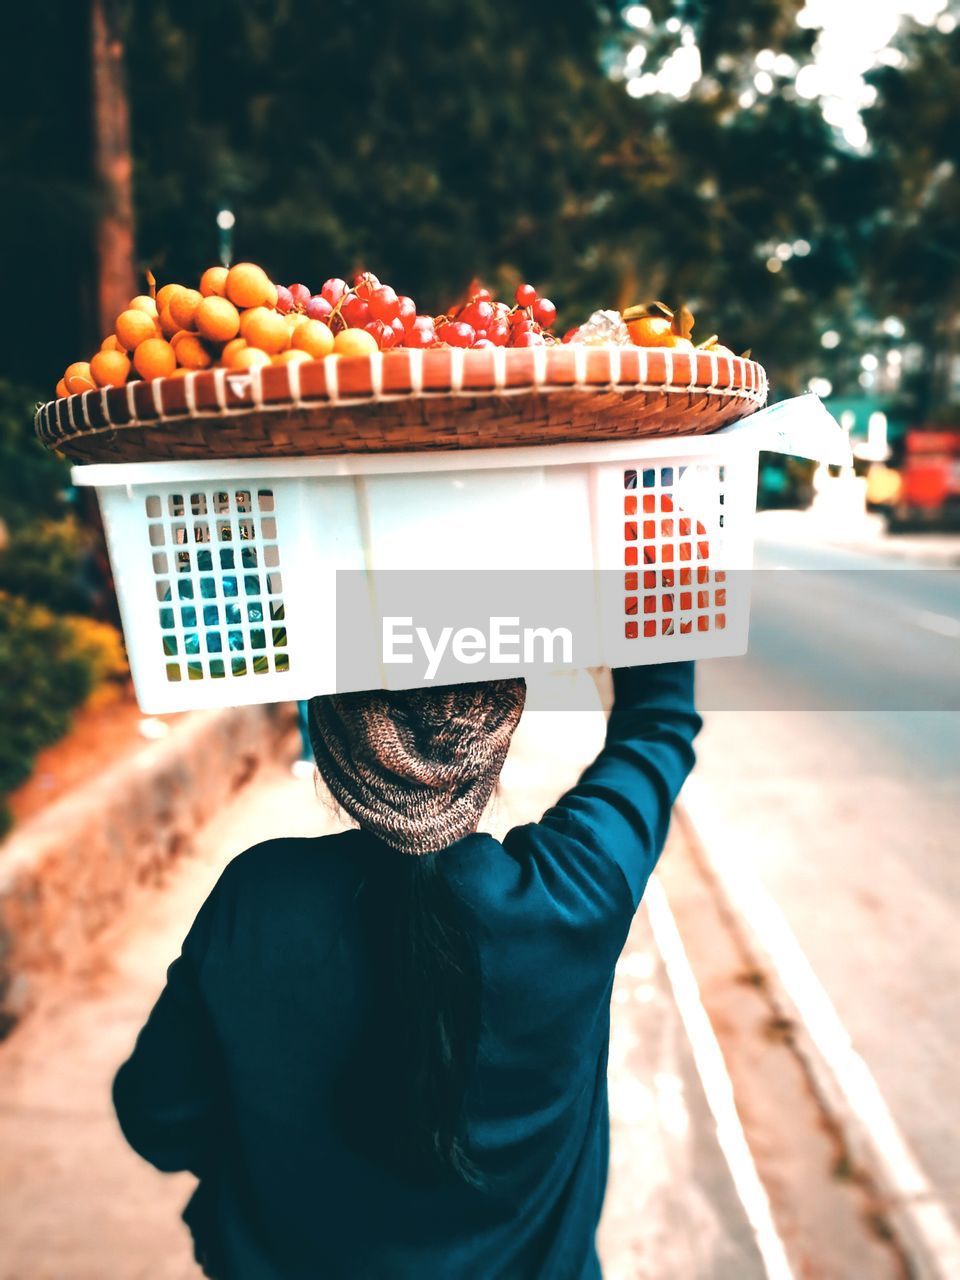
top-left (35, 345), bottom-right (768, 462)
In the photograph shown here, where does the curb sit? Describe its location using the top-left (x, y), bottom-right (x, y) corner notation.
top-left (0, 701), bottom-right (294, 1033)
top-left (675, 778), bottom-right (960, 1280)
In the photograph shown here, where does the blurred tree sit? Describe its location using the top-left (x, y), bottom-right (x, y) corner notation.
top-left (91, 0), bottom-right (137, 333)
top-left (1, 7), bottom-right (98, 389)
top-left (120, 0), bottom-right (664, 322)
top-left (861, 18), bottom-right (960, 421)
top-left (608, 0), bottom-right (872, 395)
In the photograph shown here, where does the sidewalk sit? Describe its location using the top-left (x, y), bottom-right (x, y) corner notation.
top-left (0, 689), bottom-right (766, 1280)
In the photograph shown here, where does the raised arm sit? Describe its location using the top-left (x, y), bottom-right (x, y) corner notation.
top-left (537, 662), bottom-right (702, 909)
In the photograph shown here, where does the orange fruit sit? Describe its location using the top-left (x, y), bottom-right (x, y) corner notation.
top-left (90, 349), bottom-right (131, 387)
top-left (64, 361), bottom-right (96, 394)
top-left (265, 280), bottom-right (279, 308)
top-left (225, 262), bottom-right (273, 310)
top-left (294, 319), bottom-right (335, 358)
top-left (116, 308), bottom-right (158, 351)
top-left (129, 294), bottom-right (158, 316)
top-left (332, 327), bottom-right (377, 358)
top-left (627, 316), bottom-right (674, 347)
top-left (55, 378), bottom-right (68, 398)
top-left (159, 304), bottom-right (183, 338)
top-left (155, 283), bottom-right (186, 314)
top-left (196, 295), bottom-right (241, 343)
top-left (664, 336), bottom-right (695, 352)
top-left (240, 306), bottom-right (290, 354)
top-left (199, 266), bottom-right (229, 297)
top-left (100, 334), bottom-right (125, 352)
top-left (169, 287), bottom-right (202, 331)
top-left (220, 337), bottom-right (248, 366)
top-left (133, 338), bottom-right (177, 380)
top-left (175, 333), bottom-right (214, 370)
top-left (228, 347), bottom-right (271, 373)
top-left (272, 348), bottom-right (312, 366)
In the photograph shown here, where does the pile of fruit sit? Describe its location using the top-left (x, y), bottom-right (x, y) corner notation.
top-left (54, 263), bottom-right (740, 398)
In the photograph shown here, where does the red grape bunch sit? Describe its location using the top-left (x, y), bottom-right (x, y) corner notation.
top-left (273, 273), bottom-right (562, 354)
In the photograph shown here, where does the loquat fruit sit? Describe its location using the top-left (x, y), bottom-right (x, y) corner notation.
top-left (225, 262), bottom-right (273, 310)
top-left (174, 334), bottom-right (214, 370)
top-left (116, 309), bottom-right (158, 351)
top-left (272, 348), bottom-right (312, 366)
top-left (196, 295), bottom-right (241, 343)
top-left (332, 327), bottom-right (377, 358)
top-left (155, 283), bottom-right (184, 314)
top-left (199, 266), bottom-right (229, 297)
top-left (129, 295), bottom-right (158, 316)
top-left (227, 347), bottom-right (271, 373)
top-left (133, 338), bottom-right (177, 381)
top-left (293, 319), bottom-right (336, 359)
top-left (90, 349), bottom-right (131, 388)
top-left (220, 337), bottom-right (248, 366)
top-left (64, 361), bottom-right (96, 394)
top-left (240, 306), bottom-right (290, 354)
top-left (169, 287), bottom-right (203, 331)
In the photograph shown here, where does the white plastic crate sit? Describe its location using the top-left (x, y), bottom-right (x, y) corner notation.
top-left (70, 397), bottom-right (849, 713)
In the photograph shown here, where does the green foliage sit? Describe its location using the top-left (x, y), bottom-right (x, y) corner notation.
top-left (0, 593), bottom-right (96, 835)
top-left (0, 515), bottom-right (96, 616)
top-left (122, 0), bottom-right (647, 320)
top-left (861, 19), bottom-right (960, 417)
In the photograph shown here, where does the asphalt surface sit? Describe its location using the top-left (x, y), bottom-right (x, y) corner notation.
top-left (693, 519), bottom-right (960, 1228)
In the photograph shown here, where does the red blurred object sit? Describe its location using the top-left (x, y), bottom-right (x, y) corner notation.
top-left (901, 430), bottom-right (960, 511)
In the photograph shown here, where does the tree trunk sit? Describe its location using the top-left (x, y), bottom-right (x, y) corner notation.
top-left (90, 0), bottom-right (136, 336)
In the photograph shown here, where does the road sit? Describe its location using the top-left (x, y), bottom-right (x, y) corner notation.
top-left (693, 515), bottom-right (960, 1229)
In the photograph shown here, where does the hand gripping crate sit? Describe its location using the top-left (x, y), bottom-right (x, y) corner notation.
top-left (69, 396), bottom-right (848, 713)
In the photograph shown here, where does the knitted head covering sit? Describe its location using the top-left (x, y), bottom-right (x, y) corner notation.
top-left (307, 679), bottom-right (526, 855)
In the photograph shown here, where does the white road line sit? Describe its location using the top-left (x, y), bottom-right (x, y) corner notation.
top-left (913, 610), bottom-right (960, 640)
top-left (644, 875), bottom-right (795, 1280)
top-left (679, 775), bottom-right (960, 1280)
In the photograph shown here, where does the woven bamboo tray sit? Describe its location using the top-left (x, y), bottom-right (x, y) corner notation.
top-left (35, 345), bottom-right (767, 463)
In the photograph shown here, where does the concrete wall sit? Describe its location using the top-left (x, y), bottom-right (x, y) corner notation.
top-left (0, 702), bottom-right (294, 1034)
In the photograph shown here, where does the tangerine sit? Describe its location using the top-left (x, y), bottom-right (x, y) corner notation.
top-left (627, 316), bottom-right (674, 346)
